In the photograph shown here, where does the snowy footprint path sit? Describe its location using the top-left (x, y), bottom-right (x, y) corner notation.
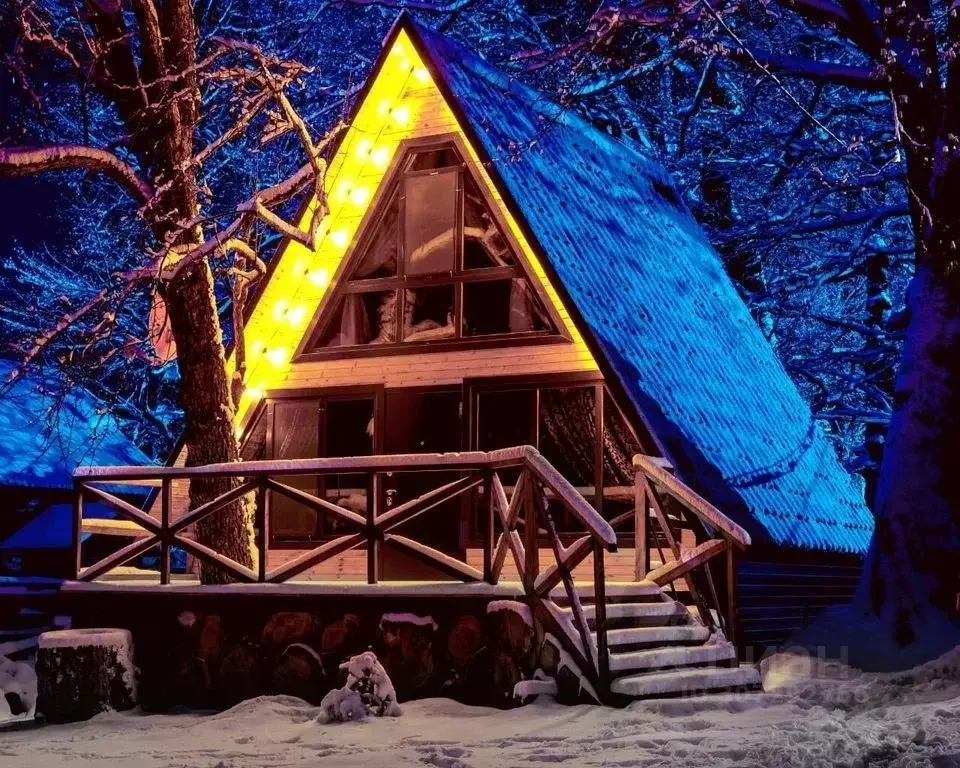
top-left (3, 652), bottom-right (960, 768)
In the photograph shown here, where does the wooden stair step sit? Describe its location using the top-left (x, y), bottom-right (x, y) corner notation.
top-left (594, 624), bottom-right (712, 649)
top-left (550, 581), bottom-right (663, 605)
top-left (611, 665), bottom-right (762, 698)
top-left (609, 642), bottom-right (736, 674)
top-left (564, 600), bottom-right (690, 626)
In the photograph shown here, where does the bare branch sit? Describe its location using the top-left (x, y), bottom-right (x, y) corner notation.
top-left (0, 145), bottom-right (153, 203)
top-left (727, 46), bottom-right (887, 90)
top-left (777, 0), bottom-right (851, 27)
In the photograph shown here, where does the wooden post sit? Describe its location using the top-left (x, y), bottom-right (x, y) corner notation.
top-left (256, 480), bottom-right (269, 583)
top-left (72, 480), bottom-right (83, 580)
top-left (367, 471), bottom-right (380, 584)
top-left (594, 382), bottom-right (604, 518)
top-left (634, 474), bottom-right (648, 580)
top-left (593, 539), bottom-right (610, 700)
top-left (483, 471), bottom-right (495, 584)
top-left (726, 543), bottom-right (737, 645)
top-left (159, 478), bottom-right (172, 585)
top-left (523, 470), bottom-right (539, 592)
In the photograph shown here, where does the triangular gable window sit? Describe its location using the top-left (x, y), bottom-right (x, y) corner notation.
top-left (304, 140), bottom-right (559, 353)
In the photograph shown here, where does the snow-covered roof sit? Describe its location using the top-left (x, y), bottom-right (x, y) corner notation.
top-left (0, 358), bottom-right (153, 492)
top-left (403, 17), bottom-right (873, 554)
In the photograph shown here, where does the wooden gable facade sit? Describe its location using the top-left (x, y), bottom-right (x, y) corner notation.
top-left (233, 30), bottom-right (598, 416)
top-left (155, 26), bottom-right (652, 580)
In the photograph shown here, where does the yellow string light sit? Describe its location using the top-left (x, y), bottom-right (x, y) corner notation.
top-left (308, 267), bottom-right (330, 288)
top-left (235, 32), bottom-right (423, 424)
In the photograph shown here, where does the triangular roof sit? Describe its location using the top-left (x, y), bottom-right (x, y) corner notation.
top-left (239, 15), bottom-right (874, 554)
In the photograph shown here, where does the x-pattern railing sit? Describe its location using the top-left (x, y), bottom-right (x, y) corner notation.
top-left (73, 447), bottom-right (618, 694)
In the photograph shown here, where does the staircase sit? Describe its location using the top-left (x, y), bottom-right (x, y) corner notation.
top-left (551, 581), bottom-right (762, 700)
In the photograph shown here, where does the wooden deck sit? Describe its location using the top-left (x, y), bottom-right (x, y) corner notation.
top-left (76, 546), bottom-right (662, 585)
top-left (266, 545), bottom-right (668, 582)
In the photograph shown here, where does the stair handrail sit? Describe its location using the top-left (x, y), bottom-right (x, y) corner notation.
top-left (633, 455), bottom-right (750, 548)
top-left (522, 447), bottom-right (617, 550)
top-left (632, 454), bottom-right (751, 645)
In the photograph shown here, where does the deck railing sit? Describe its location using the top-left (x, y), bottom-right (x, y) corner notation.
top-left (72, 448), bottom-right (750, 699)
top-left (73, 446), bottom-right (618, 697)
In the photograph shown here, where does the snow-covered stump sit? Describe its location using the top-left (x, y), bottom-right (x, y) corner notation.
top-left (36, 629), bottom-right (137, 724)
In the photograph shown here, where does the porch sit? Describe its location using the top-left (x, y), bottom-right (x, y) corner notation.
top-left (69, 447), bottom-right (755, 702)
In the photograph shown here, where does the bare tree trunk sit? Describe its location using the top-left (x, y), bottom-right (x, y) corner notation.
top-left (164, 259), bottom-right (255, 582)
top-left (859, 261), bottom-right (960, 654)
top-left (854, 0), bottom-right (960, 657)
top-left (148, 0), bottom-right (254, 583)
top-left (862, 249), bottom-right (892, 511)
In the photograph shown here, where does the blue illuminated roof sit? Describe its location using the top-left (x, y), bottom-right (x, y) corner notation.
top-left (406, 18), bottom-right (873, 553)
top-left (0, 358), bottom-right (153, 492)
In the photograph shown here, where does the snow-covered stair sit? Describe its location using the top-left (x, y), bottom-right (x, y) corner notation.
top-left (611, 665), bottom-right (761, 698)
top-left (549, 581), bottom-right (761, 702)
top-left (562, 599), bottom-right (689, 626)
top-left (608, 642), bottom-right (737, 674)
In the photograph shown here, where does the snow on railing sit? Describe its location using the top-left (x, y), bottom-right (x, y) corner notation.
top-left (631, 454), bottom-right (751, 645)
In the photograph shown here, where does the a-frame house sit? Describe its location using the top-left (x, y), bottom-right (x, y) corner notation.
top-left (115, 15), bottom-right (874, 699)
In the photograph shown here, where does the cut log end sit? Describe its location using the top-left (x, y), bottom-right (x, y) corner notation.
top-left (36, 628), bottom-right (137, 724)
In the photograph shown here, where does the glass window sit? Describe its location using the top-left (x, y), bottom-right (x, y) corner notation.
top-left (322, 398), bottom-right (375, 533)
top-left (463, 175), bottom-right (515, 269)
top-left (404, 170), bottom-right (457, 276)
top-left (403, 286), bottom-right (455, 341)
top-left (309, 142), bottom-right (561, 353)
top-left (317, 291), bottom-right (397, 347)
top-left (603, 391), bottom-right (642, 487)
top-left (354, 191), bottom-right (399, 279)
top-left (539, 387), bottom-right (596, 488)
top-left (476, 389), bottom-right (536, 451)
top-left (463, 279), bottom-right (551, 336)
top-left (408, 146), bottom-right (459, 171)
top-left (540, 385), bottom-right (597, 527)
top-left (271, 400), bottom-right (320, 541)
top-left (239, 408), bottom-right (267, 461)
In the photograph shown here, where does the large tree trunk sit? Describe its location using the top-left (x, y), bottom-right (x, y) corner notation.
top-left (165, 259), bottom-right (255, 583)
top-left (131, 0), bottom-right (254, 583)
top-left (858, 261), bottom-right (960, 660)
top-left (850, 0), bottom-right (960, 663)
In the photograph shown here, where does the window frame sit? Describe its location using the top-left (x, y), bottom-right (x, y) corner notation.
top-left (247, 385), bottom-right (385, 548)
top-left (297, 135), bottom-right (567, 362)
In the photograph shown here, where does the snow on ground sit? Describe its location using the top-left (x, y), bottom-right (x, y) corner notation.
top-left (3, 649), bottom-right (960, 767)
top-left (0, 656), bottom-right (36, 725)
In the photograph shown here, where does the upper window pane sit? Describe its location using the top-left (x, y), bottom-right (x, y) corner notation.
top-left (404, 170), bottom-right (457, 276)
top-left (408, 146), bottom-right (460, 171)
top-left (354, 190), bottom-right (399, 279)
top-left (463, 174), bottom-right (515, 269)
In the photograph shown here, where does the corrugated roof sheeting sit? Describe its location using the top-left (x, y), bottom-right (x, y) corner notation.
top-left (411, 20), bottom-right (873, 554)
top-left (0, 358), bottom-right (154, 491)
